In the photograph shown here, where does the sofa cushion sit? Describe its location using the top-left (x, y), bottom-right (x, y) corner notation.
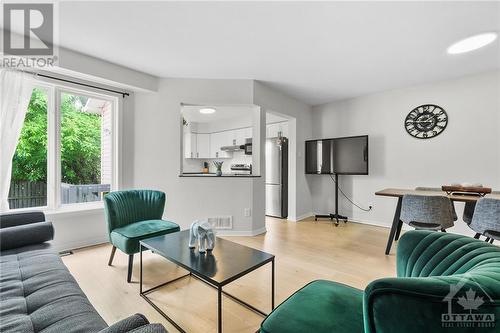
top-left (110, 220), bottom-right (180, 254)
top-left (0, 221), bottom-right (54, 251)
top-left (260, 280), bottom-right (364, 333)
top-left (0, 244), bottom-right (107, 333)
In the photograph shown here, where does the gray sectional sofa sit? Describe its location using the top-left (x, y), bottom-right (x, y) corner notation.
top-left (0, 211), bottom-right (168, 333)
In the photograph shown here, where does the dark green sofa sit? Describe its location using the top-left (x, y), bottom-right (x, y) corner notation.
top-left (260, 230), bottom-right (500, 333)
top-left (0, 211), bottom-right (168, 333)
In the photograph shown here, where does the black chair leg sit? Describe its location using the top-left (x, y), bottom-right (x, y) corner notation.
top-left (474, 233), bottom-right (481, 239)
top-left (127, 254), bottom-right (134, 283)
top-left (108, 246), bottom-right (117, 266)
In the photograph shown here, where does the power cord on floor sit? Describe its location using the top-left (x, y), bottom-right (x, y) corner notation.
top-left (329, 174), bottom-right (373, 212)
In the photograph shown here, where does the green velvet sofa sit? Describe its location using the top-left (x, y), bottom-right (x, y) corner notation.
top-left (104, 189), bottom-right (180, 282)
top-left (260, 230), bottom-right (500, 333)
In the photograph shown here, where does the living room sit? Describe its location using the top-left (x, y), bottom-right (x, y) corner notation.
top-left (1, 1), bottom-right (499, 333)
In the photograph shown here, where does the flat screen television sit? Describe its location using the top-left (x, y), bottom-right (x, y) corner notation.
top-left (305, 135), bottom-right (368, 175)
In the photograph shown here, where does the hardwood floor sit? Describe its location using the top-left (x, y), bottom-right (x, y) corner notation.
top-left (62, 217), bottom-right (397, 333)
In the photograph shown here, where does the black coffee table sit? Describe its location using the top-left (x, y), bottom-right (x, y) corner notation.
top-left (139, 230), bottom-right (275, 333)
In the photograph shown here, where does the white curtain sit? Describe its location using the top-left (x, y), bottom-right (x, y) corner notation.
top-left (0, 70), bottom-right (34, 211)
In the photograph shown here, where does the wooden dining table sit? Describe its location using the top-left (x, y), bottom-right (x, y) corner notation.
top-left (375, 188), bottom-right (500, 255)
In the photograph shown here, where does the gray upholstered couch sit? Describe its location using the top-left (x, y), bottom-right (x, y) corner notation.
top-left (0, 211), bottom-right (168, 333)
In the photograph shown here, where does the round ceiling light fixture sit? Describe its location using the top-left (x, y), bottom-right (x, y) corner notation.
top-left (447, 32), bottom-right (498, 54)
top-left (199, 107), bottom-right (216, 114)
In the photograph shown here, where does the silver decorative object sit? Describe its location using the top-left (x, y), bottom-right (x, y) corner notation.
top-left (188, 220), bottom-right (215, 253)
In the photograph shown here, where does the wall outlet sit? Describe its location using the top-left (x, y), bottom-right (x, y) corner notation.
top-left (244, 208), bottom-right (252, 217)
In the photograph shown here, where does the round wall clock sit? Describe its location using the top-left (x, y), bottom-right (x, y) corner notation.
top-left (404, 104), bottom-right (448, 139)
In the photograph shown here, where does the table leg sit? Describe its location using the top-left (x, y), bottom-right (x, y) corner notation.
top-left (394, 220), bottom-right (403, 241)
top-left (140, 245), bottom-right (143, 294)
top-left (271, 258), bottom-right (275, 310)
top-left (218, 286), bottom-right (222, 333)
top-left (385, 197), bottom-right (402, 255)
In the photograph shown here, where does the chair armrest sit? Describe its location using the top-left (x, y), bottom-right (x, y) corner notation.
top-left (0, 221), bottom-right (54, 251)
top-left (363, 276), bottom-right (497, 333)
top-left (0, 211), bottom-right (46, 228)
top-left (98, 314), bottom-right (168, 333)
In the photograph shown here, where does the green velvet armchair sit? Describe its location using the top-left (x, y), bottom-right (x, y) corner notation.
top-left (104, 190), bottom-right (180, 282)
top-left (260, 230), bottom-right (500, 333)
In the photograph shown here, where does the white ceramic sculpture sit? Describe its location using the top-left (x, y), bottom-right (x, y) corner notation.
top-left (188, 220), bottom-right (215, 253)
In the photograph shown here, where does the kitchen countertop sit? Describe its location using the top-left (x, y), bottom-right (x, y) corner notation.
top-left (179, 172), bottom-right (260, 178)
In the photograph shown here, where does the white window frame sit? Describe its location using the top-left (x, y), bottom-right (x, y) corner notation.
top-left (10, 79), bottom-right (122, 213)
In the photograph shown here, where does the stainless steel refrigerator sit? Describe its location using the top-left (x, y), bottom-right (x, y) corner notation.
top-left (265, 137), bottom-right (288, 218)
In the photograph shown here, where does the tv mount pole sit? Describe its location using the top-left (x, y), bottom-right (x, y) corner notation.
top-left (314, 173), bottom-right (348, 225)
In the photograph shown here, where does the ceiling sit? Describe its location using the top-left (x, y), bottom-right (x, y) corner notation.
top-left (56, 1), bottom-right (500, 105)
top-left (182, 105), bottom-right (255, 123)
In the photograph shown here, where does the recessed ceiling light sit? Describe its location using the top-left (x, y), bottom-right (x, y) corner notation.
top-left (447, 32), bottom-right (498, 54)
top-left (199, 107), bottom-right (216, 114)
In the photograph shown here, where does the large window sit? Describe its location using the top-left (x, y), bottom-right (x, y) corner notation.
top-left (8, 83), bottom-right (118, 210)
top-left (60, 91), bottom-right (112, 204)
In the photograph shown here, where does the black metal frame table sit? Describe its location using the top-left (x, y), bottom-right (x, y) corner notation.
top-left (375, 188), bottom-right (500, 255)
top-left (139, 230), bottom-right (275, 333)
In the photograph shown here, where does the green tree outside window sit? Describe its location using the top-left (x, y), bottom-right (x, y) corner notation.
top-left (12, 88), bottom-right (102, 185)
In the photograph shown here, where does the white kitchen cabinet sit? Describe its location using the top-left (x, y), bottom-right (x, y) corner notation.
top-left (229, 127), bottom-right (253, 146)
top-left (210, 131), bottom-right (231, 158)
top-left (234, 128), bottom-right (246, 145)
top-left (244, 127), bottom-right (253, 140)
top-left (186, 127), bottom-right (253, 159)
top-left (184, 132), bottom-right (197, 159)
top-left (196, 133), bottom-right (210, 158)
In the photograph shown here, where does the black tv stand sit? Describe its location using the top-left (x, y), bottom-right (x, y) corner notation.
top-left (314, 173), bottom-right (348, 226)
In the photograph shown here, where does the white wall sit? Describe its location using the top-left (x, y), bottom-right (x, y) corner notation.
top-left (253, 81), bottom-right (314, 221)
top-left (35, 47), bottom-right (154, 251)
top-left (47, 208), bottom-right (108, 251)
top-left (310, 71), bottom-right (500, 236)
top-left (127, 79), bottom-right (266, 235)
top-left (55, 47), bottom-right (159, 92)
top-left (47, 76), bottom-right (312, 250)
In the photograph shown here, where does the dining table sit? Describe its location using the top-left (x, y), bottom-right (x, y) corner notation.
top-left (375, 188), bottom-right (500, 255)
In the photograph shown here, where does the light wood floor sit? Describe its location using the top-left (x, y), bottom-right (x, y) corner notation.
top-left (62, 217), bottom-right (397, 333)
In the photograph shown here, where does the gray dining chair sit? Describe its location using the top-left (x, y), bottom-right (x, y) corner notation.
top-left (415, 187), bottom-right (458, 221)
top-left (468, 198), bottom-right (500, 244)
top-left (400, 194), bottom-right (455, 231)
top-left (462, 191), bottom-right (500, 226)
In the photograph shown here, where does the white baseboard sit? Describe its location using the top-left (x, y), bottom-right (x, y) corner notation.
top-left (53, 236), bottom-right (109, 253)
top-left (216, 226), bottom-right (267, 237)
top-left (52, 226), bottom-right (269, 252)
top-left (348, 218), bottom-right (411, 230)
top-left (289, 212), bottom-right (314, 222)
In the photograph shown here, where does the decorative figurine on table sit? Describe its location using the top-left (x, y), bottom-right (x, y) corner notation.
top-left (213, 161), bottom-right (223, 176)
top-left (188, 220), bottom-right (215, 253)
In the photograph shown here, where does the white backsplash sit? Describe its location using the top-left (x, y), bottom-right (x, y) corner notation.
top-left (183, 150), bottom-right (252, 174)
